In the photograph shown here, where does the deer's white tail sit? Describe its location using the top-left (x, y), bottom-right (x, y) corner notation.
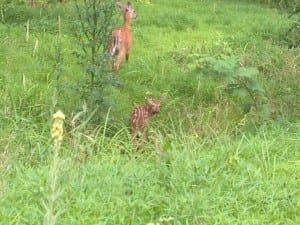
top-left (110, 30), bottom-right (121, 56)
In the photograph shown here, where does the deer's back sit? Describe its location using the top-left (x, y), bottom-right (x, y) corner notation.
top-left (131, 105), bottom-right (150, 127)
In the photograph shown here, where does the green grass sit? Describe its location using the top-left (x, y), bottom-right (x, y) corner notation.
top-left (0, 0), bottom-right (300, 224)
top-left (1, 123), bottom-right (300, 224)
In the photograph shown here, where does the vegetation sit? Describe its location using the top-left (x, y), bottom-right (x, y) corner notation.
top-left (0, 0), bottom-right (299, 224)
top-left (73, 0), bottom-right (117, 122)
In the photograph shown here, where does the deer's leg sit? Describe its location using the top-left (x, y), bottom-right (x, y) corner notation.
top-left (108, 39), bottom-right (114, 56)
top-left (108, 32), bottom-right (117, 56)
top-left (131, 125), bottom-right (137, 139)
top-left (131, 125), bottom-right (142, 149)
top-left (140, 124), bottom-right (148, 142)
top-left (125, 51), bottom-right (130, 62)
top-left (114, 49), bottom-right (126, 71)
top-left (109, 29), bottom-right (122, 70)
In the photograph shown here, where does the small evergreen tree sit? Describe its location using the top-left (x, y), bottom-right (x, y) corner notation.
top-left (74, 0), bottom-right (118, 122)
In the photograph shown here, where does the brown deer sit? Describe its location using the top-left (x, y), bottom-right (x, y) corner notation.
top-left (130, 96), bottom-right (162, 144)
top-left (109, 1), bottom-right (137, 71)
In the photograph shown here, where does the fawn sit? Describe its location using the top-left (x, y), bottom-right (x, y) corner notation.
top-left (130, 96), bottom-right (162, 143)
top-left (109, 1), bottom-right (137, 71)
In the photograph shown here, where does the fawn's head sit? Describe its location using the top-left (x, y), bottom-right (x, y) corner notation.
top-left (116, 1), bottom-right (137, 20)
top-left (146, 96), bottom-right (162, 114)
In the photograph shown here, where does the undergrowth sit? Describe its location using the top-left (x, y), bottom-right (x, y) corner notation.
top-left (0, 0), bottom-right (299, 224)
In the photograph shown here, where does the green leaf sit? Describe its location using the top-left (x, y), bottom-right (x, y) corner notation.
top-left (237, 67), bottom-right (259, 78)
top-left (236, 103), bottom-right (252, 113)
top-left (213, 57), bottom-right (239, 76)
top-left (225, 84), bottom-right (249, 98)
top-left (186, 62), bottom-right (198, 71)
top-left (247, 79), bottom-right (265, 92)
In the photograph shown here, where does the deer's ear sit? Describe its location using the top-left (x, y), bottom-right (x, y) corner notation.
top-left (116, 1), bottom-right (123, 9)
top-left (127, 2), bottom-right (131, 7)
top-left (145, 96), bottom-right (153, 103)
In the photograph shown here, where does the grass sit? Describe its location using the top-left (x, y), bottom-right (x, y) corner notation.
top-left (0, 0), bottom-right (300, 224)
top-left (1, 123), bottom-right (300, 224)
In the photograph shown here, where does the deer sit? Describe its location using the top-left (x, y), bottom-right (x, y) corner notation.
top-left (109, 1), bottom-right (137, 71)
top-left (130, 96), bottom-right (162, 147)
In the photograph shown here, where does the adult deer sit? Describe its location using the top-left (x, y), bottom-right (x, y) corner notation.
top-left (130, 96), bottom-right (162, 146)
top-left (109, 1), bottom-right (137, 71)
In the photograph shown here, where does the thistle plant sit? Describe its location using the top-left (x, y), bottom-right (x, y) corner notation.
top-left (43, 110), bottom-right (65, 225)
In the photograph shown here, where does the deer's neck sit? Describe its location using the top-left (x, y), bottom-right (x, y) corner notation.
top-left (122, 15), bottom-right (131, 29)
top-left (146, 106), bottom-right (156, 116)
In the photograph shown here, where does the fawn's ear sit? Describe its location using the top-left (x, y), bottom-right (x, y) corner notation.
top-left (145, 96), bottom-right (153, 104)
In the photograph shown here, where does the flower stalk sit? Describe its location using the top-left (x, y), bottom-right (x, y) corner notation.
top-left (44, 110), bottom-right (65, 225)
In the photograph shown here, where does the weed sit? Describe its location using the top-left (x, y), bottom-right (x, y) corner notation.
top-left (0, 1), bottom-right (299, 224)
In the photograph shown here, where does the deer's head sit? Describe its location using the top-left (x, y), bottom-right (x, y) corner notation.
top-left (116, 1), bottom-right (137, 20)
top-left (146, 96), bottom-right (162, 114)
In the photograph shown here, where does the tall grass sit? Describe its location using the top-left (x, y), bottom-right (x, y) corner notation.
top-left (1, 119), bottom-right (299, 224)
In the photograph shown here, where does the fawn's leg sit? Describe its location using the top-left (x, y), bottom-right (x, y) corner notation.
top-left (131, 127), bottom-right (141, 149)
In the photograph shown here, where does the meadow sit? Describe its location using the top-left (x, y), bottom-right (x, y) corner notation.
top-left (0, 0), bottom-right (299, 224)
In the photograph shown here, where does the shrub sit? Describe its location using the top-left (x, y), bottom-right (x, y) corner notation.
top-left (73, 0), bottom-right (118, 123)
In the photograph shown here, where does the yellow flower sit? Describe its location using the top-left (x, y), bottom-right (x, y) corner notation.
top-left (51, 110), bottom-right (65, 143)
top-left (53, 110), bottom-right (65, 120)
